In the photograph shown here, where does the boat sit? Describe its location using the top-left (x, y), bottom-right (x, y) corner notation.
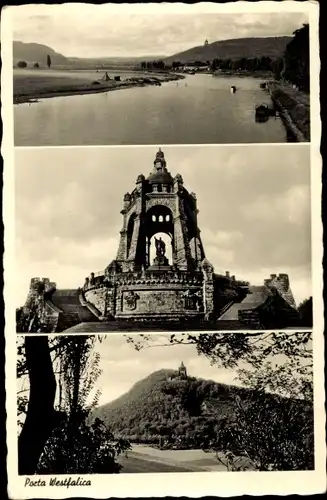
top-left (255, 104), bottom-right (276, 117)
top-left (255, 104), bottom-right (269, 115)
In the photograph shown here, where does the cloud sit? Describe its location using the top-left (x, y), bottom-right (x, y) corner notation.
top-left (12, 6), bottom-right (308, 57)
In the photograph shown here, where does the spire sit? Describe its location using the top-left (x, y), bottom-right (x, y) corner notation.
top-left (153, 148), bottom-right (167, 172)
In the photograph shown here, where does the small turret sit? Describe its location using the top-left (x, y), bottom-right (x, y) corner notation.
top-left (178, 361), bottom-right (187, 379)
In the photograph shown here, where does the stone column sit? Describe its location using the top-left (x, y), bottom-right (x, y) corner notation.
top-left (127, 214), bottom-right (141, 265)
top-left (202, 260), bottom-right (215, 320)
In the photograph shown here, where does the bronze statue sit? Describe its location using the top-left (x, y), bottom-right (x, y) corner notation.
top-left (155, 236), bottom-right (166, 257)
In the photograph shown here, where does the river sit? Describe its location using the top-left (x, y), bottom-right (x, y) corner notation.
top-left (14, 73), bottom-right (288, 146)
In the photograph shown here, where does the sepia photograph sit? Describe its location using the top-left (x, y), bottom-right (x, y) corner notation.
top-left (15, 145), bottom-right (312, 333)
top-left (16, 332), bottom-right (314, 475)
top-left (11, 3), bottom-right (311, 146)
top-left (2, 1), bottom-right (324, 498)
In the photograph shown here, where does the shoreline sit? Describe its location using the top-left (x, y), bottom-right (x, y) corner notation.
top-left (266, 81), bottom-right (310, 142)
top-left (14, 73), bottom-right (184, 105)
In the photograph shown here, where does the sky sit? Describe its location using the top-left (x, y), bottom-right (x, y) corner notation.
top-left (11, 4), bottom-right (308, 58)
top-left (14, 145), bottom-right (311, 308)
top-left (16, 332), bottom-right (312, 408)
top-left (94, 334), bottom-right (244, 405)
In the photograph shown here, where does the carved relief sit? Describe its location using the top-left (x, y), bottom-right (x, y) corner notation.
top-left (182, 289), bottom-right (203, 311)
top-left (124, 290), bottom-right (139, 310)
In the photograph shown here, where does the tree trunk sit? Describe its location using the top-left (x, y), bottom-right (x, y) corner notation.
top-left (18, 336), bottom-right (56, 474)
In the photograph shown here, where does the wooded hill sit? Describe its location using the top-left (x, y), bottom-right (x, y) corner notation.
top-left (93, 368), bottom-right (313, 467)
top-left (13, 41), bottom-right (69, 66)
top-left (165, 36), bottom-right (292, 64)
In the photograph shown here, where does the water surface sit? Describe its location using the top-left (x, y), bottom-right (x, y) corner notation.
top-left (14, 74), bottom-right (288, 146)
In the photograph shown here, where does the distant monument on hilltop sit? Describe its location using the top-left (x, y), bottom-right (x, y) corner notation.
top-left (178, 361), bottom-right (187, 379)
top-left (204, 39), bottom-right (209, 46)
top-left (16, 148), bottom-right (301, 333)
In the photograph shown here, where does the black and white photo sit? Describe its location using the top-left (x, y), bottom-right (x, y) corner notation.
top-left (16, 332), bottom-right (314, 474)
top-left (2, 1), bottom-right (324, 498)
top-left (12, 3), bottom-right (311, 146)
top-left (15, 145), bottom-right (312, 333)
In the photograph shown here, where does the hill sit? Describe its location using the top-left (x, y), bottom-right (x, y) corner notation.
top-left (165, 36), bottom-right (292, 64)
top-left (93, 369), bottom-right (312, 456)
top-left (13, 41), bottom-right (69, 66)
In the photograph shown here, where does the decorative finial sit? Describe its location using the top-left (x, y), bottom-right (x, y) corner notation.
top-left (155, 148), bottom-right (164, 160)
top-left (154, 148), bottom-right (167, 170)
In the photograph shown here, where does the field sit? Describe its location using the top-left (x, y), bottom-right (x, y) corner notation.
top-left (118, 445), bottom-right (250, 473)
top-left (13, 68), bottom-right (174, 104)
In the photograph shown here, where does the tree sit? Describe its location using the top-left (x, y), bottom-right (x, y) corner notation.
top-left (283, 23), bottom-right (309, 91)
top-left (18, 336), bottom-right (57, 475)
top-left (17, 60), bottom-right (27, 68)
top-left (47, 54), bottom-right (52, 69)
top-left (17, 335), bottom-right (130, 474)
top-left (33, 62), bottom-right (40, 69)
top-left (298, 297), bottom-right (313, 327)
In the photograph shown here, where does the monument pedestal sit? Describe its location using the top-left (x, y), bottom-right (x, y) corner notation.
top-left (153, 256), bottom-right (169, 266)
top-left (147, 255), bottom-right (170, 272)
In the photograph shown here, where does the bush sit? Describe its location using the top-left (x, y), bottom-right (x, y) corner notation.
top-left (17, 61), bottom-right (27, 68)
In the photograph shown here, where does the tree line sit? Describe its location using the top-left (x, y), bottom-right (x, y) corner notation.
top-left (140, 24), bottom-right (309, 92)
top-left (15, 54), bottom-right (52, 69)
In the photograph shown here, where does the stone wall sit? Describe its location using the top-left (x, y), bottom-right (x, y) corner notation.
top-left (264, 273), bottom-right (297, 309)
top-left (84, 288), bottom-right (108, 315)
top-left (115, 284), bottom-right (203, 319)
top-left (238, 309), bottom-right (262, 328)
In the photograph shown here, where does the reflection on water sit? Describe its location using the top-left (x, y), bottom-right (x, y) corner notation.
top-left (14, 74), bottom-right (288, 146)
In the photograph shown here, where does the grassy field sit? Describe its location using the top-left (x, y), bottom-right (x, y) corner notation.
top-left (118, 445), bottom-right (235, 473)
top-left (13, 69), bottom-right (137, 103)
top-left (13, 68), bottom-right (179, 104)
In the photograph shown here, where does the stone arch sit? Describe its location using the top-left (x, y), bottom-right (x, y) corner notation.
top-left (149, 232), bottom-right (173, 266)
top-left (144, 205), bottom-right (174, 267)
top-left (145, 205), bottom-right (174, 240)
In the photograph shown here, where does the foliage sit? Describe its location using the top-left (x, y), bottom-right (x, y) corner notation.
top-left (298, 297), bottom-right (313, 327)
top-left (33, 62), bottom-right (40, 69)
top-left (140, 60), bottom-right (166, 70)
top-left (283, 24), bottom-right (309, 91)
top-left (210, 55), bottom-right (280, 74)
top-left (17, 335), bottom-right (130, 474)
top-left (37, 413), bottom-right (130, 474)
top-left (47, 54), bottom-right (52, 69)
top-left (215, 391), bottom-right (313, 471)
top-left (17, 60), bottom-right (27, 68)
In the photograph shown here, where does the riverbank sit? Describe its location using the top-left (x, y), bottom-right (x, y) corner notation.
top-left (266, 81), bottom-right (310, 141)
top-left (13, 70), bottom-right (184, 104)
top-left (212, 69), bottom-right (274, 79)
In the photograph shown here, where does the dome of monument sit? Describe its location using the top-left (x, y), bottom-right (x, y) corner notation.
top-left (147, 148), bottom-right (174, 184)
top-left (147, 170), bottom-right (174, 184)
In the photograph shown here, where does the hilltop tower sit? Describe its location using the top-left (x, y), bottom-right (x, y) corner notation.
top-left (204, 39), bottom-right (209, 46)
top-left (178, 361), bottom-right (187, 379)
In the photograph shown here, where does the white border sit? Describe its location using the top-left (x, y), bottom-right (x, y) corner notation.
top-left (2, 1), bottom-right (325, 498)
